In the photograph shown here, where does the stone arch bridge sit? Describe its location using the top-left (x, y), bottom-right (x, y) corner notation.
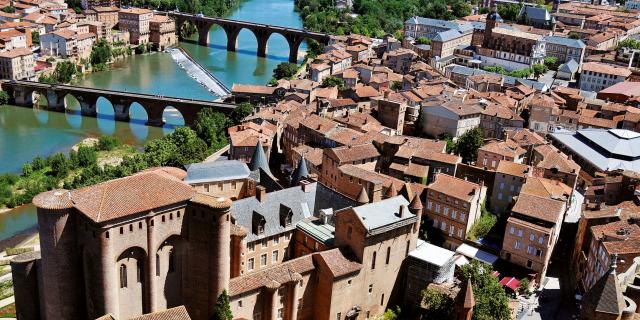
top-left (168, 12), bottom-right (331, 63)
top-left (1, 80), bottom-right (237, 126)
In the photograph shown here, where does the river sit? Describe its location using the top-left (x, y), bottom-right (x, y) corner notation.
top-left (0, 0), bottom-right (306, 241)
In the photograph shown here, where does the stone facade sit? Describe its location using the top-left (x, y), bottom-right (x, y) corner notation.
top-left (118, 8), bottom-right (152, 45)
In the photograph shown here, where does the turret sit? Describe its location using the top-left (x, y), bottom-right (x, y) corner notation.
top-left (357, 186), bottom-right (370, 205)
top-left (10, 251), bottom-right (42, 320)
top-left (409, 192), bottom-right (423, 233)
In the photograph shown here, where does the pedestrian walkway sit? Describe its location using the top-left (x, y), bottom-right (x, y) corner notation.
top-left (167, 47), bottom-right (231, 98)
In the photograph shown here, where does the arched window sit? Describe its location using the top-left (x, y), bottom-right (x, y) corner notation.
top-left (371, 251), bottom-right (376, 270)
top-left (168, 249), bottom-right (175, 273)
top-left (120, 264), bottom-right (127, 288)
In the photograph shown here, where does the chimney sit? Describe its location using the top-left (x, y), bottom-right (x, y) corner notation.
top-left (300, 180), bottom-right (312, 193)
top-left (504, 130), bottom-right (509, 141)
top-left (256, 185), bottom-right (266, 202)
top-left (399, 205), bottom-right (406, 218)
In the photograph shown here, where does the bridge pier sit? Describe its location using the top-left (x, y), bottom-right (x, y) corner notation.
top-left (46, 90), bottom-right (65, 112)
top-left (78, 96), bottom-right (98, 117)
top-left (145, 105), bottom-right (165, 127)
top-left (12, 87), bottom-right (34, 107)
top-left (253, 29), bottom-right (272, 58)
top-left (285, 34), bottom-right (305, 63)
top-left (223, 25), bottom-right (242, 52)
top-left (113, 102), bottom-right (130, 122)
top-left (176, 18), bottom-right (186, 41)
top-left (196, 21), bottom-right (214, 46)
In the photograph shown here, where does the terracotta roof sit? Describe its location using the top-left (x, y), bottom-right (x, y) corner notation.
top-left (353, 84), bottom-right (380, 98)
top-left (228, 122), bottom-right (275, 147)
top-left (314, 247), bottom-right (362, 278)
top-left (479, 139), bottom-right (526, 158)
top-left (324, 144), bottom-right (380, 164)
top-left (231, 84), bottom-right (277, 95)
top-left (511, 193), bottom-right (564, 224)
top-left (496, 162), bottom-right (530, 178)
top-left (119, 7), bottom-right (152, 15)
top-left (582, 62), bottom-right (632, 77)
top-left (339, 164), bottom-right (405, 191)
top-left (534, 145), bottom-right (580, 174)
top-left (0, 47), bottom-right (32, 58)
top-left (520, 176), bottom-right (572, 200)
top-left (427, 173), bottom-right (481, 202)
top-left (71, 169), bottom-right (193, 223)
top-left (228, 255), bottom-right (315, 296)
top-left (128, 306), bottom-right (191, 320)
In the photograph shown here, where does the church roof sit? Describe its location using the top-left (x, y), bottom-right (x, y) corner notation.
top-left (582, 261), bottom-right (625, 315)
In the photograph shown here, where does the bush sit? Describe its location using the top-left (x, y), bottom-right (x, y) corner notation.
top-left (416, 36), bottom-right (431, 45)
top-left (468, 203), bottom-right (497, 241)
top-left (0, 90), bottom-right (9, 105)
top-left (31, 156), bottom-right (46, 171)
top-left (47, 153), bottom-right (70, 178)
top-left (273, 62), bottom-right (299, 80)
top-left (5, 247), bottom-right (34, 256)
top-left (22, 163), bottom-right (33, 176)
top-left (74, 146), bottom-right (98, 167)
top-left (97, 136), bottom-right (120, 151)
top-left (321, 76), bottom-right (345, 90)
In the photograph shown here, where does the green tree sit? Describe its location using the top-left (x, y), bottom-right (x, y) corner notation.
top-left (194, 108), bottom-right (229, 150)
top-left (144, 138), bottom-right (179, 167)
top-left (507, 68), bottom-right (531, 78)
top-left (90, 39), bottom-right (113, 66)
top-left (421, 288), bottom-right (454, 319)
top-left (1, 6), bottom-right (15, 13)
top-left (273, 62), bottom-right (299, 79)
top-left (454, 127), bottom-right (484, 163)
top-left (31, 30), bottom-right (39, 45)
top-left (568, 31), bottom-right (580, 39)
top-left (391, 81), bottom-right (403, 91)
top-left (460, 261), bottom-right (511, 320)
top-left (212, 290), bottom-right (233, 320)
top-left (166, 127), bottom-right (209, 166)
top-left (544, 56), bottom-right (558, 68)
top-left (482, 66), bottom-right (507, 74)
top-left (376, 306), bottom-right (401, 320)
top-left (230, 103), bottom-right (254, 125)
top-left (0, 90), bottom-right (9, 105)
top-left (39, 61), bottom-right (78, 84)
top-left (518, 278), bottom-right (531, 297)
top-left (497, 4), bottom-right (521, 21)
top-left (451, 0), bottom-right (472, 18)
top-left (47, 153), bottom-right (70, 178)
top-left (22, 163), bottom-right (33, 176)
top-left (322, 76), bottom-right (345, 90)
top-left (617, 38), bottom-right (640, 50)
top-left (416, 36), bottom-right (432, 45)
top-left (531, 64), bottom-right (548, 79)
top-left (75, 146), bottom-right (98, 167)
top-left (97, 135), bottom-right (120, 151)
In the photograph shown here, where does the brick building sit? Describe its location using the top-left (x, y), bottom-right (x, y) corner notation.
top-left (476, 139), bottom-right (526, 171)
top-left (118, 8), bottom-right (152, 45)
top-left (149, 15), bottom-right (176, 51)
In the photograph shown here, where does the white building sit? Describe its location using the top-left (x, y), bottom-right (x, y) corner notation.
top-left (579, 62), bottom-right (632, 92)
top-left (40, 29), bottom-right (77, 58)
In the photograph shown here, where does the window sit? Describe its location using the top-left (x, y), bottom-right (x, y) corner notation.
top-left (262, 238), bottom-right (268, 248)
top-left (278, 308), bottom-right (283, 320)
top-left (458, 229), bottom-right (463, 238)
top-left (285, 233), bottom-right (291, 241)
top-left (386, 247), bottom-right (391, 265)
top-left (538, 236), bottom-right (545, 244)
top-left (517, 229), bottom-right (523, 237)
top-left (337, 313), bottom-right (341, 320)
top-left (527, 260), bottom-right (533, 268)
top-left (441, 221), bottom-right (446, 230)
top-left (449, 225), bottom-right (454, 236)
top-left (371, 251), bottom-right (376, 269)
top-left (380, 293), bottom-right (385, 306)
top-left (460, 213), bottom-right (466, 221)
top-left (515, 240), bottom-right (521, 250)
top-left (168, 249), bottom-right (175, 273)
top-left (368, 284), bottom-right (373, 293)
top-left (155, 254), bottom-right (160, 276)
top-left (260, 254), bottom-right (267, 266)
top-left (406, 240), bottom-right (410, 257)
top-left (443, 207), bottom-right (449, 216)
top-left (499, 182), bottom-right (504, 190)
top-left (535, 249), bottom-right (542, 257)
top-left (527, 245), bottom-right (533, 254)
top-left (248, 242), bottom-right (255, 252)
top-left (497, 192), bottom-right (503, 200)
top-left (136, 261), bottom-right (143, 283)
top-left (248, 258), bottom-right (254, 271)
top-left (510, 226), bottom-right (515, 234)
top-left (530, 234), bottom-right (535, 241)
top-left (273, 236), bottom-right (279, 245)
top-left (119, 264), bottom-right (127, 288)
top-left (238, 300), bottom-right (243, 308)
top-left (298, 298), bottom-right (303, 309)
top-left (272, 250), bottom-right (279, 263)
top-left (451, 211), bottom-right (457, 219)
top-left (435, 204), bottom-right (440, 213)
top-left (427, 201), bottom-right (433, 210)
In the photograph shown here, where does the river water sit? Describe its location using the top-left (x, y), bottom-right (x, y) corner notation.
top-left (0, 0), bottom-right (305, 241)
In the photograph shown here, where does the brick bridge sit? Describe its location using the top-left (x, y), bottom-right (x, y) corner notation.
top-left (168, 12), bottom-right (332, 63)
top-left (1, 80), bottom-right (237, 126)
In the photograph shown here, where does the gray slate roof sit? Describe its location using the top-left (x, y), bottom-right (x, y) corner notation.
top-left (232, 182), bottom-right (356, 242)
top-left (291, 156), bottom-right (310, 187)
top-left (405, 16), bottom-right (474, 34)
top-left (248, 140), bottom-right (271, 175)
top-left (559, 59), bottom-right (579, 74)
top-left (433, 29), bottom-right (463, 42)
top-left (185, 160), bottom-right (250, 184)
top-left (351, 196), bottom-right (415, 232)
top-left (519, 6), bottom-right (552, 22)
top-left (550, 129), bottom-right (640, 172)
top-left (543, 36), bottom-right (586, 49)
top-left (447, 64), bottom-right (548, 91)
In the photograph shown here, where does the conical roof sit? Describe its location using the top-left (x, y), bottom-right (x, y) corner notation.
top-left (357, 186), bottom-right (370, 205)
top-left (462, 279), bottom-right (475, 309)
top-left (249, 140), bottom-right (271, 175)
top-left (582, 256), bottom-right (625, 316)
top-left (385, 184), bottom-right (398, 198)
top-left (291, 155), bottom-right (310, 186)
top-left (409, 193), bottom-right (423, 210)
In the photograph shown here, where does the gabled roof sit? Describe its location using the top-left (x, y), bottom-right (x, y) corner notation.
top-left (348, 196), bottom-right (415, 233)
top-left (559, 59), bottom-right (580, 74)
top-left (185, 160), bottom-right (250, 184)
top-left (314, 247), bottom-right (362, 278)
top-left (511, 193), bottom-right (565, 224)
top-left (543, 36), bottom-right (586, 49)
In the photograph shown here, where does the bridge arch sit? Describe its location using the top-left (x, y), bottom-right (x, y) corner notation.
top-left (163, 105), bottom-right (185, 127)
top-left (129, 102), bottom-right (149, 123)
top-left (64, 93), bottom-right (81, 113)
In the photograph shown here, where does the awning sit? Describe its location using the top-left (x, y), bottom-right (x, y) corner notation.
top-left (499, 277), bottom-right (520, 291)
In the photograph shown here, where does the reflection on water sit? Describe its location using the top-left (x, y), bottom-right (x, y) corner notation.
top-left (0, 205), bottom-right (37, 242)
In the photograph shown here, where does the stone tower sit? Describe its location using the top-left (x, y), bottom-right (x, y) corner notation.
top-left (484, 2), bottom-right (499, 48)
top-left (456, 279), bottom-right (475, 320)
top-left (32, 189), bottom-right (86, 319)
top-left (10, 251), bottom-right (41, 320)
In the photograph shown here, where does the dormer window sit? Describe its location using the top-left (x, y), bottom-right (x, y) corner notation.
top-left (252, 211), bottom-right (266, 235)
top-left (279, 204), bottom-right (293, 228)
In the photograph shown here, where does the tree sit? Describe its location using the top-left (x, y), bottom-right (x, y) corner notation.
top-left (90, 39), bottom-right (113, 66)
top-left (617, 38), bottom-right (640, 50)
top-left (531, 64), bottom-right (548, 79)
top-left (0, 90), bottom-right (9, 105)
top-left (518, 278), bottom-right (531, 297)
top-left (451, 0), bottom-right (472, 18)
top-left (97, 135), bottom-right (120, 151)
top-left (230, 102), bottom-right (254, 125)
top-left (482, 66), bottom-right (507, 75)
top-left (568, 31), bottom-right (580, 40)
top-left (194, 108), bottom-right (229, 150)
top-left (421, 288), bottom-right (454, 319)
top-left (416, 36), bottom-right (432, 45)
top-left (144, 138), bottom-right (179, 167)
top-left (391, 81), bottom-right (403, 91)
top-left (460, 260), bottom-right (511, 320)
top-left (544, 56), bottom-right (558, 68)
top-left (47, 153), bottom-right (70, 178)
top-left (1, 6), bottom-right (15, 13)
top-left (322, 76), bottom-right (345, 90)
top-left (212, 290), bottom-right (233, 320)
top-left (39, 61), bottom-right (78, 84)
top-left (167, 127), bottom-right (209, 166)
top-left (273, 62), bottom-right (299, 79)
top-left (497, 4), bottom-right (521, 21)
top-left (507, 68), bottom-right (531, 78)
top-left (31, 30), bottom-right (40, 45)
top-left (376, 306), bottom-right (401, 320)
top-left (74, 146), bottom-right (98, 167)
top-left (22, 163), bottom-right (33, 176)
top-left (454, 127), bottom-right (483, 163)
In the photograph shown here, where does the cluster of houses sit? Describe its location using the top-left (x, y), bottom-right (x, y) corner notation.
top-left (0, 0), bottom-right (176, 80)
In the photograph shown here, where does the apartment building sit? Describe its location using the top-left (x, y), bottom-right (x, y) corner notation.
top-left (118, 7), bottom-right (152, 45)
top-left (425, 173), bottom-right (486, 250)
top-left (0, 47), bottom-right (34, 80)
top-left (542, 36), bottom-right (586, 67)
top-left (319, 143), bottom-right (380, 191)
top-left (579, 62), bottom-right (632, 92)
top-left (490, 162), bottom-right (531, 216)
top-left (476, 139), bottom-right (526, 170)
top-left (40, 29), bottom-right (76, 57)
top-left (149, 15), bottom-right (176, 50)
